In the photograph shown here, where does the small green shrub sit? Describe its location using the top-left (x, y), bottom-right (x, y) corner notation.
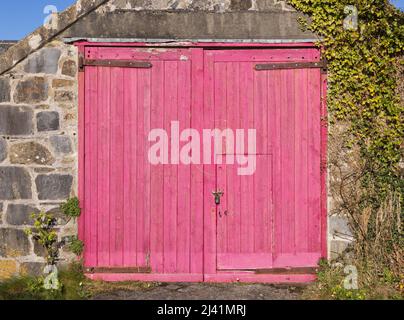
top-left (304, 259), bottom-right (403, 300)
top-left (0, 262), bottom-right (89, 300)
top-left (67, 236), bottom-right (84, 256)
top-left (25, 211), bottom-right (60, 265)
top-left (60, 197), bottom-right (81, 219)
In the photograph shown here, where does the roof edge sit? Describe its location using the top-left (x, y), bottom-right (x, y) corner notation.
top-left (64, 37), bottom-right (320, 44)
top-left (0, 0), bottom-right (109, 75)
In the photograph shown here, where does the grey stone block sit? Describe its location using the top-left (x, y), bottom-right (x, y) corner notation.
top-left (0, 77), bottom-right (10, 102)
top-left (0, 228), bottom-right (30, 257)
top-left (10, 142), bottom-right (55, 165)
top-left (256, 0), bottom-right (289, 10)
top-left (0, 138), bottom-right (6, 162)
top-left (14, 77), bottom-right (48, 104)
top-left (0, 167), bottom-right (32, 200)
top-left (6, 204), bottom-right (39, 226)
top-left (50, 136), bottom-right (73, 154)
top-left (230, 0), bottom-right (252, 10)
top-left (61, 60), bottom-right (77, 78)
top-left (54, 90), bottom-right (74, 103)
top-left (0, 106), bottom-right (33, 136)
top-left (20, 262), bottom-right (46, 276)
top-left (330, 240), bottom-right (351, 260)
top-left (37, 111), bottom-right (60, 132)
top-left (330, 216), bottom-right (353, 237)
top-left (24, 48), bottom-right (61, 74)
top-left (36, 174), bottom-right (73, 200)
top-left (33, 240), bottom-right (47, 258)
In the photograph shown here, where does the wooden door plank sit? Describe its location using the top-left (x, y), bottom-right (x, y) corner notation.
top-left (190, 48), bottom-right (204, 274)
top-left (177, 59), bottom-right (192, 273)
top-left (122, 68), bottom-right (138, 267)
top-left (95, 66), bottom-right (111, 267)
top-left (150, 61), bottom-right (165, 273)
top-left (163, 61), bottom-right (179, 273)
top-left (84, 66), bottom-right (98, 267)
top-left (203, 51), bottom-right (217, 275)
top-left (109, 67), bottom-right (125, 267)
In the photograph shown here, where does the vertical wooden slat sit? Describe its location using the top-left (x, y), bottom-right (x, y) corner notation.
top-left (150, 61), bottom-right (165, 273)
top-left (215, 62), bottom-right (228, 254)
top-left (109, 67), bottom-right (124, 266)
top-left (123, 69), bottom-right (137, 266)
top-left (282, 70), bottom-right (296, 254)
top-left (226, 62), bottom-right (241, 255)
top-left (137, 68), bottom-right (152, 267)
top-left (294, 69), bottom-right (309, 253)
top-left (253, 68), bottom-right (269, 253)
top-left (308, 69), bottom-right (322, 252)
top-left (177, 60), bottom-right (192, 273)
top-left (239, 62), bottom-right (255, 254)
top-left (135, 68), bottom-right (144, 266)
top-left (78, 45), bottom-right (86, 250)
top-left (163, 61), bottom-right (178, 273)
top-left (84, 66), bottom-right (98, 266)
top-left (203, 52), bottom-right (217, 275)
top-left (190, 48), bottom-right (204, 275)
top-left (272, 69), bottom-right (282, 262)
top-left (96, 66), bottom-right (111, 267)
top-left (144, 68), bottom-right (152, 268)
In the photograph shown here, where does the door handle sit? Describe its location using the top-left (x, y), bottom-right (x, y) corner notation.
top-left (212, 190), bottom-right (224, 205)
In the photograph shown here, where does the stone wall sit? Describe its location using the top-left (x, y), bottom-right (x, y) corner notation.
top-left (0, 41), bottom-right (78, 278)
top-left (0, 0), bottom-right (349, 279)
top-left (106, 0), bottom-right (294, 11)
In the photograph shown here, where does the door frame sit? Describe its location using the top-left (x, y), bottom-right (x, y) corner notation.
top-left (76, 41), bottom-right (328, 283)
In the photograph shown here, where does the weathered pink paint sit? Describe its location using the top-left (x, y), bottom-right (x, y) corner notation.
top-left (204, 50), bottom-right (323, 274)
top-left (79, 43), bottom-right (326, 282)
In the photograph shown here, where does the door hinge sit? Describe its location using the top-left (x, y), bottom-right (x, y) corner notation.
top-left (78, 55), bottom-right (152, 71)
top-left (78, 52), bottom-right (84, 72)
top-left (255, 60), bottom-right (327, 73)
top-left (85, 266), bottom-right (152, 274)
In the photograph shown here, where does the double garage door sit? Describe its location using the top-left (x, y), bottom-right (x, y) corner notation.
top-left (80, 46), bottom-right (326, 282)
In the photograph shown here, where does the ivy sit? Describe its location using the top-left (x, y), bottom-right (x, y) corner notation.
top-left (288, 0), bottom-right (403, 289)
top-left (288, 0), bottom-right (403, 201)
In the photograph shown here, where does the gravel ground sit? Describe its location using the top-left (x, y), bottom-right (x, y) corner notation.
top-left (91, 282), bottom-right (305, 300)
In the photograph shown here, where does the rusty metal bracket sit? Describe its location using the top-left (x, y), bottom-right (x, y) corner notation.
top-left (254, 267), bottom-right (318, 275)
top-left (78, 52), bottom-right (85, 72)
top-left (255, 61), bottom-right (327, 72)
top-left (85, 266), bottom-right (152, 274)
top-left (79, 55), bottom-right (152, 71)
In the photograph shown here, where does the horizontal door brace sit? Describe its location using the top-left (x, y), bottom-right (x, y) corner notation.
top-left (85, 266), bottom-right (152, 274)
top-left (79, 56), bottom-right (152, 71)
top-left (255, 61), bottom-right (326, 71)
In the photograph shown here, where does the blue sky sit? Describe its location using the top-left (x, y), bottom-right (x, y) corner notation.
top-left (0, 0), bottom-right (403, 40)
top-left (0, 0), bottom-right (76, 40)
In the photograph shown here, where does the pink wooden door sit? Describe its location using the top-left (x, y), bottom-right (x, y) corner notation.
top-left (81, 46), bottom-right (324, 280)
top-left (204, 49), bottom-right (323, 274)
top-left (82, 47), bottom-right (204, 278)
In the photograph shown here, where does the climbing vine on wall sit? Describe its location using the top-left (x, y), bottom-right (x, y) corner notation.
top-left (287, 0), bottom-right (403, 171)
top-left (288, 0), bottom-right (403, 286)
